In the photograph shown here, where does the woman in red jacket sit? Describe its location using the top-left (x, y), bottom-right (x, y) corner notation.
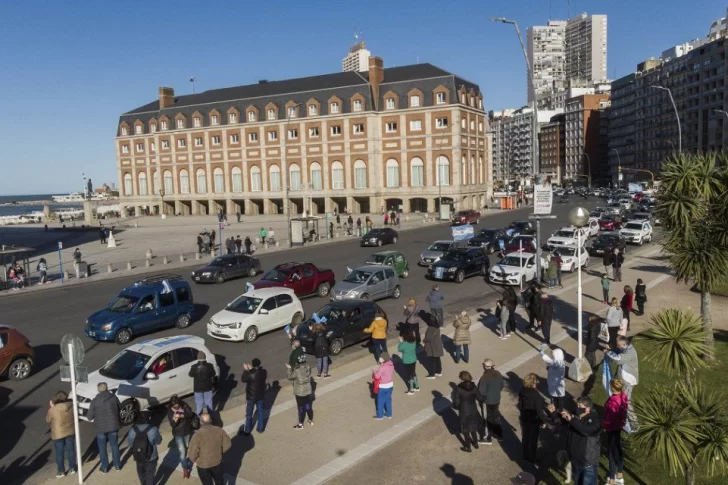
top-left (620, 286), bottom-right (634, 332)
top-left (603, 378), bottom-right (628, 485)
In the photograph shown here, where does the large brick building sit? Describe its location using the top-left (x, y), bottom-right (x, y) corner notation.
top-left (116, 57), bottom-right (490, 217)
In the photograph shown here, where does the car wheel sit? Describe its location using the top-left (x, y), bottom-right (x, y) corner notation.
top-left (392, 236), bottom-right (398, 244)
top-left (402, 269), bottom-right (409, 278)
top-left (292, 312), bottom-right (304, 326)
top-left (329, 338), bottom-right (344, 356)
top-left (215, 273), bottom-right (225, 284)
top-left (360, 293), bottom-right (370, 300)
top-left (244, 326), bottom-right (259, 342)
top-left (248, 267), bottom-right (257, 277)
top-left (376, 239), bottom-right (383, 247)
top-left (392, 286), bottom-right (401, 299)
top-left (8, 358), bottom-right (32, 381)
top-left (456, 271), bottom-right (465, 283)
top-left (638, 237), bottom-right (643, 246)
top-left (176, 313), bottom-right (191, 329)
top-left (115, 328), bottom-right (132, 345)
top-left (317, 282), bottom-right (331, 297)
top-left (119, 399), bottom-right (139, 426)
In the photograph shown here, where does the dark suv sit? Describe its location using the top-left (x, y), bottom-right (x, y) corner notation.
top-left (588, 233), bottom-right (626, 256)
top-left (428, 247), bottom-right (490, 283)
top-left (468, 228), bottom-right (508, 254)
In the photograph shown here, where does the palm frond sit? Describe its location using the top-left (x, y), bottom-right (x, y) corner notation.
top-left (678, 380), bottom-right (728, 477)
top-left (668, 241), bottom-right (728, 291)
top-left (638, 309), bottom-right (711, 375)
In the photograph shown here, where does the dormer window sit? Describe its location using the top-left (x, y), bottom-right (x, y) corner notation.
top-left (193, 118), bottom-right (201, 127)
top-left (330, 102), bottom-right (340, 114)
top-left (386, 98), bottom-right (395, 110)
top-left (211, 115), bottom-right (219, 125)
top-left (121, 127), bottom-right (128, 136)
top-left (436, 92), bottom-right (446, 104)
top-left (288, 107), bottom-right (297, 118)
top-left (353, 100), bottom-right (362, 112)
top-left (410, 95), bottom-right (420, 107)
top-left (309, 104), bottom-right (317, 116)
top-left (150, 123), bottom-right (157, 133)
top-left (229, 113), bottom-right (237, 123)
top-left (161, 120), bottom-right (168, 130)
top-left (267, 109), bottom-right (276, 121)
top-left (176, 119), bottom-right (184, 129)
top-left (248, 111), bottom-right (256, 122)
top-left (135, 125), bottom-right (142, 135)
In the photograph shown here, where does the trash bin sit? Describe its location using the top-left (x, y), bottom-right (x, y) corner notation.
top-left (76, 261), bottom-right (89, 278)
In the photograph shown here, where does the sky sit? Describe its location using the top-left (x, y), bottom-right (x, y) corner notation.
top-left (0, 0), bottom-right (726, 195)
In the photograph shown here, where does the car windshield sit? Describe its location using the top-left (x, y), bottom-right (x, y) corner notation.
top-left (441, 251), bottom-right (466, 261)
top-left (108, 295), bottom-right (139, 313)
top-left (601, 215), bottom-right (615, 222)
top-left (633, 214), bottom-right (648, 220)
top-left (476, 230), bottom-right (497, 239)
top-left (510, 222), bottom-right (527, 229)
top-left (367, 230), bottom-right (382, 237)
top-left (207, 258), bottom-right (227, 267)
top-left (262, 269), bottom-right (289, 282)
top-left (498, 256), bottom-right (527, 267)
top-left (99, 350), bottom-right (150, 380)
top-left (608, 203), bottom-right (621, 208)
top-left (554, 230), bottom-right (574, 238)
top-left (344, 270), bottom-right (371, 283)
top-left (428, 242), bottom-right (451, 251)
top-left (368, 254), bottom-right (388, 264)
top-left (312, 304), bottom-right (345, 322)
top-left (625, 223), bottom-right (643, 230)
top-left (554, 247), bottom-right (576, 257)
top-left (227, 295), bottom-right (263, 314)
top-left (510, 236), bottom-right (531, 244)
top-left (589, 211), bottom-right (601, 217)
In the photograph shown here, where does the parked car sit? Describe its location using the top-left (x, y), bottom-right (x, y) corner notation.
top-left (191, 254), bottom-right (261, 284)
top-left (553, 245), bottom-right (590, 272)
top-left (501, 235), bottom-right (537, 255)
top-left (588, 233), bottom-right (626, 256)
top-left (547, 226), bottom-right (590, 248)
top-left (365, 250), bottom-right (409, 278)
top-left (506, 220), bottom-right (536, 236)
top-left (620, 220), bottom-right (653, 245)
top-left (252, 262), bottom-right (335, 298)
top-left (296, 300), bottom-right (387, 356)
top-left (468, 228), bottom-right (509, 254)
top-left (331, 265), bottom-right (401, 301)
top-left (207, 288), bottom-right (304, 342)
top-left (0, 325), bottom-right (34, 381)
top-left (360, 228), bottom-right (398, 247)
top-left (605, 203), bottom-right (624, 216)
top-left (589, 209), bottom-right (606, 219)
top-left (488, 252), bottom-right (538, 286)
top-left (85, 275), bottom-right (195, 345)
top-left (419, 240), bottom-right (465, 266)
top-left (427, 247), bottom-right (490, 283)
top-left (599, 214), bottom-right (623, 231)
top-left (629, 212), bottom-right (653, 224)
top-left (75, 335), bottom-right (219, 425)
top-left (451, 210), bottom-right (481, 225)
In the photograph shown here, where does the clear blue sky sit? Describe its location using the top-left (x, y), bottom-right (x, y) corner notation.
top-left (1, 0), bottom-right (725, 195)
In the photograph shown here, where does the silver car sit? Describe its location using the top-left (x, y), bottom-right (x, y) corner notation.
top-left (331, 265), bottom-right (401, 301)
top-left (419, 240), bottom-right (464, 266)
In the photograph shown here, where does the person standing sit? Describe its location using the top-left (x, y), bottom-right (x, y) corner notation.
top-left (127, 410), bottom-right (162, 485)
top-left (612, 248), bottom-right (624, 282)
top-left (356, 217), bottom-right (362, 237)
top-left (188, 352), bottom-right (216, 416)
top-left (240, 359), bottom-right (267, 435)
top-left (244, 236), bottom-right (252, 255)
top-left (606, 298), bottom-right (623, 349)
top-left (423, 319), bottom-right (444, 379)
top-left (452, 311), bottom-right (471, 364)
top-left (601, 273), bottom-right (610, 304)
top-left (538, 293), bottom-right (554, 345)
top-left (583, 314), bottom-right (603, 397)
top-left (557, 397), bottom-right (602, 485)
top-left (99, 227), bottom-right (106, 244)
top-left (546, 257), bottom-right (558, 288)
top-left (452, 371), bottom-right (485, 453)
top-left (287, 354), bottom-right (314, 429)
top-left (503, 286), bottom-right (518, 335)
top-left (46, 391), bottom-right (77, 478)
top-left (603, 250), bottom-right (613, 277)
top-left (552, 252), bottom-right (564, 288)
top-left (603, 378), bottom-right (629, 485)
top-left (372, 352), bottom-right (394, 420)
top-left (37, 258), bottom-right (49, 284)
top-left (634, 278), bottom-right (647, 316)
top-left (187, 412), bottom-right (231, 485)
top-left (87, 382), bottom-right (121, 473)
top-left (604, 336), bottom-right (639, 431)
top-left (235, 235), bottom-right (242, 254)
top-left (398, 332), bottom-right (419, 395)
top-left (383, 213), bottom-right (389, 226)
top-left (620, 286), bottom-right (634, 331)
top-left (497, 299), bottom-right (510, 340)
top-left (259, 227), bottom-right (267, 245)
top-left (347, 215), bottom-right (354, 233)
top-left (541, 348), bottom-right (566, 410)
top-left (168, 395), bottom-right (194, 479)
top-left (236, 210), bottom-right (241, 223)
top-left (425, 285), bottom-right (444, 327)
top-left (363, 311), bottom-right (388, 362)
top-left (477, 359), bottom-right (504, 445)
top-left (403, 298), bottom-right (421, 345)
top-left (313, 323), bottom-right (331, 378)
top-left (526, 284), bottom-right (542, 331)
top-left (72, 248), bottom-right (82, 279)
top-left (518, 373), bottom-right (549, 463)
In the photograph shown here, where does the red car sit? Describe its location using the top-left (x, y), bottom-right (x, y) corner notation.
top-left (499, 235), bottom-right (537, 256)
top-left (451, 210), bottom-right (481, 225)
top-left (252, 262), bottom-right (336, 298)
top-left (633, 192), bottom-right (645, 202)
top-left (598, 215), bottom-right (623, 231)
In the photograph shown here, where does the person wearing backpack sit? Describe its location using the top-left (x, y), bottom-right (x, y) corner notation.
top-left (126, 410), bottom-right (162, 485)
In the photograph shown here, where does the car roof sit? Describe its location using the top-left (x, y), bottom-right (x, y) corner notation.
top-left (370, 250), bottom-right (400, 256)
top-left (274, 262), bottom-right (311, 270)
top-left (432, 240), bottom-right (455, 244)
top-left (129, 335), bottom-right (206, 356)
top-left (122, 275), bottom-right (188, 296)
top-left (597, 232), bottom-right (621, 237)
top-left (352, 264), bottom-right (396, 272)
top-left (242, 287), bottom-right (296, 298)
top-left (502, 251), bottom-right (536, 258)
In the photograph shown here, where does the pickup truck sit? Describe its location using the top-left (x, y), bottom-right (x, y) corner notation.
top-left (252, 262), bottom-right (335, 298)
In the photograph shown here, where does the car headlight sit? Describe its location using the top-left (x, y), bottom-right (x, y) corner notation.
top-left (202, 271), bottom-right (212, 276)
top-left (191, 271), bottom-right (195, 276)
top-left (85, 319), bottom-right (89, 325)
top-left (101, 324), bottom-right (113, 331)
top-left (347, 290), bottom-right (360, 297)
top-left (447, 267), bottom-right (458, 272)
top-left (233, 322), bottom-right (243, 329)
top-left (369, 238), bottom-right (377, 242)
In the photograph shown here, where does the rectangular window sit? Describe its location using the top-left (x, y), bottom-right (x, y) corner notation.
top-left (151, 124), bottom-right (157, 133)
top-left (249, 132), bottom-right (258, 142)
top-left (287, 129), bottom-right (298, 140)
top-left (385, 122), bottom-right (397, 133)
top-left (135, 143), bottom-right (143, 152)
top-left (176, 119), bottom-right (184, 129)
top-left (195, 137), bottom-right (203, 147)
top-left (150, 142), bottom-right (156, 152)
top-left (211, 115), bottom-right (219, 125)
top-left (175, 286), bottom-right (190, 303)
top-left (251, 171), bottom-right (261, 191)
top-left (135, 125), bottom-right (142, 134)
top-left (193, 118), bottom-right (201, 127)
top-left (229, 113), bottom-right (237, 123)
top-left (267, 131), bottom-right (278, 141)
top-left (331, 125), bottom-right (341, 136)
top-left (309, 127), bottom-right (320, 137)
top-left (212, 136), bottom-right (221, 145)
top-left (121, 127), bottom-right (128, 136)
top-left (461, 118), bottom-right (466, 129)
top-left (309, 104), bottom-right (317, 116)
top-left (410, 120), bottom-right (422, 131)
top-left (248, 111), bottom-right (256, 122)
top-left (436, 117), bottom-right (449, 129)
top-left (386, 98), bottom-right (395, 110)
top-left (410, 95), bottom-right (420, 107)
top-left (267, 109), bottom-right (276, 120)
top-left (230, 134), bottom-right (239, 144)
top-left (288, 107), bottom-right (297, 118)
top-left (161, 120), bottom-right (168, 130)
top-left (121, 145), bottom-right (129, 154)
top-left (330, 102), bottom-right (339, 114)
top-left (353, 100), bottom-right (362, 111)
top-left (470, 120), bottom-right (475, 130)
top-left (162, 140), bottom-right (169, 149)
top-left (436, 92), bottom-right (446, 104)
top-left (353, 123), bottom-right (365, 134)
top-left (479, 121), bottom-right (484, 132)
top-left (177, 139), bottom-right (186, 148)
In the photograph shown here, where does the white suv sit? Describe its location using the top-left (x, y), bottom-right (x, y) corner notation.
top-left (547, 226), bottom-right (590, 248)
top-left (620, 220), bottom-right (653, 245)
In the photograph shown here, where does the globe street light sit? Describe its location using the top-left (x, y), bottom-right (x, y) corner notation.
top-left (567, 206), bottom-right (592, 382)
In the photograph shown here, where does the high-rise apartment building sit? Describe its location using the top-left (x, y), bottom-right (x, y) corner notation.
top-left (342, 41), bottom-right (371, 72)
top-left (564, 93), bottom-right (610, 183)
top-left (565, 14), bottom-right (608, 86)
top-left (539, 114), bottom-right (565, 184)
top-left (527, 21), bottom-right (567, 108)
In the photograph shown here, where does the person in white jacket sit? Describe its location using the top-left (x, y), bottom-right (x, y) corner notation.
top-left (541, 347), bottom-right (566, 410)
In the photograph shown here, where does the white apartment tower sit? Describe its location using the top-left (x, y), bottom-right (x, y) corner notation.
top-left (527, 21), bottom-right (567, 107)
top-left (342, 41), bottom-right (372, 72)
top-left (565, 13), bottom-right (608, 85)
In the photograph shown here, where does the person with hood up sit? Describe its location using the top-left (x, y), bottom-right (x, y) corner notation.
top-left (634, 278), bottom-right (647, 316)
top-left (603, 378), bottom-right (629, 485)
top-left (312, 323), bottom-right (331, 378)
top-left (518, 373), bottom-right (550, 463)
top-left (288, 339), bottom-right (304, 368)
top-left (541, 347), bottom-right (566, 410)
top-left (403, 298), bottom-right (422, 345)
top-left (423, 318), bottom-right (444, 379)
top-left (604, 336), bottom-right (639, 430)
top-left (554, 396), bottom-right (602, 485)
top-left (87, 382), bottom-right (122, 473)
top-left (538, 293), bottom-right (554, 345)
top-left (287, 353), bottom-right (314, 429)
top-left (47, 391), bottom-right (77, 477)
top-left (372, 352), bottom-right (394, 419)
top-left (452, 311), bottom-right (472, 364)
top-left (477, 359), bottom-right (504, 444)
top-left (397, 331), bottom-right (419, 394)
top-left (364, 311), bottom-right (388, 362)
top-left (425, 285), bottom-right (444, 327)
top-left (452, 371), bottom-right (485, 453)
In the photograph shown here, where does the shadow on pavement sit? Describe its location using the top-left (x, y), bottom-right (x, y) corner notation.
top-left (30, 343), bottom-right (63, 374)
top-left (192, 303), bottom-right (210, 323)
top-left (213, 355), bottom-right (236, 413)
top-left (223, 432), bottom-right (255, 479)
top-left (440, 463), bottom-right (474, 485)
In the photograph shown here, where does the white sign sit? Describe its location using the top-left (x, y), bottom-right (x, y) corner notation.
top-left (58, 241), bottom-right (63, 250)
top-left (451, 225), bottom-right (474, 241)
top-left (533, 174), bottom-right (553, 215)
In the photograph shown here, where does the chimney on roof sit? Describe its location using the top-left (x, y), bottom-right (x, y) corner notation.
top-left (158, 87), bottom-right (175, 109)
top-left (368, 56), bottom-right (384, 110)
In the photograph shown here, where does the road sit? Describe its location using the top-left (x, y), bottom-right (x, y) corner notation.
top-left (0, 200), bottom-right (603, 482)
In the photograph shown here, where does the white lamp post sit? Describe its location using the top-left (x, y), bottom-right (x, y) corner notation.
top-left (567, 206), bottom-right (592, 382)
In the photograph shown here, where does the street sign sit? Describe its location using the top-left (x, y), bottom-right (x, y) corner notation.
top-left (58, 241), bottom-right (63, 250)
top-left (60, 365), bottom-right (88, 383)
top-left (60, 334), bottom-right (85, 365)
top-left (219, 222), bottom-right (224, 230)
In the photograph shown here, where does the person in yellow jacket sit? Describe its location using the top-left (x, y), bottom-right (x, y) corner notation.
top-left (364, 312), bottom-right (388, 362)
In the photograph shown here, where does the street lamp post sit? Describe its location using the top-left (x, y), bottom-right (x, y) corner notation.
top-left (567, 206), bottom-right (592, 382)
top-left (284, 103), bottom-right (303, 248)
top-left (649, 85), bottom-right (681, 153)
top-left (159, 189), bottom-right (165, 216)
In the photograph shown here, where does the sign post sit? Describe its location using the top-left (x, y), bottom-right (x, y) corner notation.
top-left (519, 240), bottom-right (523, 291)
top-left (530, 174), bottom-right (555, 284)
top-left (58, 241), bottom-right (64, 284)
top-left (60, 334), bottom-right (85, 485)
top-left (218, 222), bottom-right (224, 254)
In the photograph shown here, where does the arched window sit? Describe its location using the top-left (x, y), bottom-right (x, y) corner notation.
top-left (269, 165), bottom-right (281, 192)
top-left (461, 159), bottom-right (467, 185)
top-left (410, 157), bottom-right (424, 187)
top-left (470, 156), bottom-right (476, 186)
top-left (213, 168), bottom-right (224, 193)
top-left (289, 164), bottom-right (301, 191)
top-left (231, 167), bottom-right (242, 193)
top-left (196, 168), bottom-right (207, 194)
top-left (163, 170), bottom-right (173, 195)
top-left (436, 156), bottom-right (450, 186)
top-left (331, 161), bottom-right (344, 189)
top-left (478, 157), bottom-right (484, 185)
top-left (250, 166), bottom-right (262, 191)
top-left (153, 171), bottom-right (161, 195)
top-left (123, 173), bottom-right (133, 196)
top-left (354, 160), bottom-right (367, 189)
top-left (138, 172), bottom-right (148, 196)
top-left (179, 169), bottom-right (190, 194)
top-left (386, 159), bottom-right (400, 188)
top-left (310, 162), bottom-right (322, 190)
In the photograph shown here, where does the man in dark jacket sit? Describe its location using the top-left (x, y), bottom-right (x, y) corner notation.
top-left (602, 250), bottom-right (613, 276)
top-left (503, 287), bottom-right (518, 334)
top-left (240, 358), bottom-right (267, 435)
top-left (127, 410), bottom-right (162, 485)
top-left (526, 284), bottom-right (542, 331)
top-left (477, 359), bottom-right (504, 444)
top-left (557, 396), bottom-right (602, 485)
top-left (538, 293), bottom-right (554, 345)
top-left (582, 314), bottom-right (602, 397)
top-left (611, 248), bottom-right (624, 282)
top-left (87, 382), bottom-right (122, 473)
top-left (425, 285), bottom-right (445, 327)
top-left (188, 352), bottom-right (216, 415)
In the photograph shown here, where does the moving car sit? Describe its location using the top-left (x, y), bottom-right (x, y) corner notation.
top-left (501, 235), bottom-right (537, 255)
top-left (598, 215), bottom-right (623, 231)
top-left (468, 228), bottom-right (508, 254)
top-left (620, 220), bottom-right (653, 245)
top-left (0, 325), bottom-right (34, 381)
top-left (331, 265), bottom-right (401, 301)
top-left (252, 262), bottom-right (335, 298)
top-left (360, 228), bottom-right (399, 247)
top-left (365, 250), bottom-right (409, 278)
top-left (588, 233), bottom-right (626, 256)
top-left (589, 209), bottom-right (606, 219)
top-left (451, 210), bottom-right (481, 225)
top-left (85, 275), bottom-right (195, 345)
top-left (586, 218), bottom-right (601, 237)
top-left (506, 220), bottom-right (536, 236)
top-left (296, 300), bottom-right (387, 356)
top-left (629, 212), bottom-right (653, 224)
top-left (419, 240), bottom-right (463, 266)
top-left (75, 335), bottom-right (219, 425)
top-left (605, 203), bottom-right (624, 216)
top-left (547, 226), bottom-right (590, 248)
top-left (207, 288), bottom-right (304, 342)
top-left (553, 246), bottom-right (590, 272)
top-left (191, 254), bottom-right (261, 284)
top-left (488, 252), bottom-right (538, 286)
top-left (427, 247), bottom-right (490, 283)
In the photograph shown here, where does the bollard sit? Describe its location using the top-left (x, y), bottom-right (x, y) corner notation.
top-left (126, 261), bottom-right (132, 271)
top-left (107, 263), bottom-right (113, 273)
top-left (134, 221), bottom-right (138, 228)
top-left (63, 269), bottom-right (69, 281)
top-left (264, 243), bottom-right (269, 250)
top-left (163, 256), bottom-right (168, 264)
top-left (145, 259), bottom-right (151, 267)
top-left (275, 241), bottom-right (280, 248)
top-left (180, 254), bottom-right (185, 262)
top-left (145, 249), bottom-right (153, 260)
top-left (195, 252), bottom-right (201, 260)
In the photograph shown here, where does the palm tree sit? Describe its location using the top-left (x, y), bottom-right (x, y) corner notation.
top-left (656, 153), bottom-right (728, 360)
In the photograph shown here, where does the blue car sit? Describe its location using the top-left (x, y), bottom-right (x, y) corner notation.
top-left (85, 275), bottom-right (195, 345)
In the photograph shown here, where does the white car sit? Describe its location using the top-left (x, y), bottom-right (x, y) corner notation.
top-left (207, 287), bottom-right (304, 342)
top-left (618, 198), bottom-right (633, 210)
top-left (586, 218), bottom-right (600, 237)
top-left (620, 220), bottom-right (653, 245)
top-left (553, 245), bottom-right (590, 272)
top-left (547, 226), bottom-right (590, 248)
top-left (75, 335), bottom-right (219, 425)
top-left (488, 251), bottom-right (538, 286)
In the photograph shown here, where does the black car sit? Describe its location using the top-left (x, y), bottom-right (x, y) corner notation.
top-left (587, 233), bottom-right (626, 257)
top-left (468, 228), bottom-right (508, 254)
top-left (427, 247), bottom-right (490, 283)
top-left (361, 228), bottom-right (398, 247)
top-left (296, 300), bottom-right (387, 355)
top-left (191, 254), bottom-right (261, 284)
top-left (507, 220), bottom-right (536, 236)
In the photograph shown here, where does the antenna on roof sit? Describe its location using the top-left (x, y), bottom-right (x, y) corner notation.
top-left (189, 76), bottom-right (197, 94)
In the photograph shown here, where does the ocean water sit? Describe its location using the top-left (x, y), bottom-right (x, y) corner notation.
top-left (0, 194), bottom-right (82, 217)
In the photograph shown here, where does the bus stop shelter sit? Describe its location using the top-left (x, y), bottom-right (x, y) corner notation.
top-left (1, 246), bottom-right (34, 290)
top-left (290, 216), bottom-right (323, 246)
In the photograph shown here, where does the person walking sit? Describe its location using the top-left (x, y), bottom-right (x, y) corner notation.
top-left (477, 359), bottom-right (504, 445)
top-left (287, 354), bottom-right (314, 429)
top-left (538, 293), bottom-right (554, 345)
top-left (356, 217), bottom-right (362, 237)
top-left (127, 410), bottom-right (162, 485)
top-left (188, 352), bottom-right (216, 415)
top-left (541, 347), bottom-right (566, 410)
top-left (364, 311), bottom-right (388, 362)
top-left (606, 298), bottom-right (623, 349)
top-left (244, 236), bottom-right (252, 255)
top-left (99, 227), bottom-right (106, 244)
top-left (452, 370), bottom-right (485, 453)
top-left (425, 285), bottom-right (444, 327)
top-left (187, 412), bottom-right (231, 485)
top-left (603, 250), bottom-right (613, 277)
top-left (518, 373), bottom-right (549, 463)
top-left (197, 234), bottom-right (204, 254)
top-left (87, 382), bottom-right (121, 473)
top-left (620, 286), bottom-right (634, 331)
top-left (372, 352), bottom-right (394, 420)
top-left (312, 323), bottom-right (331, 378)
top-left (259, 227), bottom-right (267, 245)
top-left (503, 286), bottom-right (518, 335)
top-left (168, 395), bottom-right (194, 478)
top-left (634, 278), bottom-right (647, 316)
top-left (236, 210), bottom-right (241, 223)
top-left (46, 391), bottom-right (77, 478)
top-left (398, 332), bottom-right (419, 395)
top-left (556, 396), bottom-right (602, 485)
top-left (37, 258), bottom-right (49, 284)
top-left (601, 273), bottom-right (610, 304)
top-left (496, 299), bottom-right (510, 340)
top-left (423, 319), bottom-right (444, 379)
top-left (546, 257), bottom-right (558, 288)
top-left (604, 336), bottom-right (639, 431)
top-left (612, 248), bottom-right (624, 282)
top-left (452, 311), bottom-right (471, 364)
top-left (403, 298), bottom-right (422, 345)
top-left (240, 359), bottom-right (267, 435)
top-left (603, 378), bottom-right (629, 485)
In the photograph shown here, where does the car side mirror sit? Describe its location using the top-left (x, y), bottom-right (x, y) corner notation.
top-left (260, 308), bottom-right (269, 315)
top-left (368, 280), bottom-right (377, 286)
top-left (145, 372), bottom-right (158, 380)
